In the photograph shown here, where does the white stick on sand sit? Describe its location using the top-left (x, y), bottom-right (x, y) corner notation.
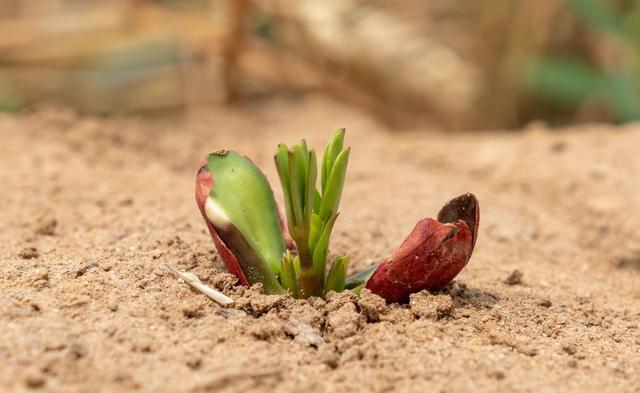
top-left (165, 264), bottom-right (234, 306)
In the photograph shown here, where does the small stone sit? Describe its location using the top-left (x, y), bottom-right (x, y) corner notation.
top-left (322, 352), bottom-right (340, 369)
top-left (504, 270), bottom-right (523, 285)
top-left (567, 359), bottom-right (578, 368)
top-left (25, 375), bottom-right (45, 389)
top-left (186, 357), bottom-right (202, 370)
top-left (286, 320), bottom-right (324, 347)
top-left (490, 370), bottom-right (506, 380)
top-left (562, 343), bottom-right (577, 355)
top-left (18, 247), bottom-right (39, 260)
top-left (550, 141), bottom-right (567, 153)
top-left (118, 197), bottom-right (134, 206)
top-left (538, 299), bottom-right (552, 308)
top-left (75, 261), bottom-right (98, 277)
top-left (108, 300), bottom-right (119, 312)
top-left (318, 344), bottom-right (340, 369)
top-left (70, 343), bottom-right (87, 359)
top-left (132, 340), bottom-right (153, 353)
top-left (31, 270), bottom-right (50, 289)
top-left (181, 303), bottom-right (203, 319)
top-left (519, 346), bottom-right (538, 357)
top-left (34, 216), bottom-right (57, 236)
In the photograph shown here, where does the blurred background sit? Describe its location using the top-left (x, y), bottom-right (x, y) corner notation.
top-left (0, 0), bottom-right (638, 130)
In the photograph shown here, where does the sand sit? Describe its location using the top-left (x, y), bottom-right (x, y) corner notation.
top-left (1, 97), bottom-right (639, 392)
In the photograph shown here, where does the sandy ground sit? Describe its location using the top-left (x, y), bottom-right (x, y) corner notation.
top-left (1, 97), bottom-right (639, 393)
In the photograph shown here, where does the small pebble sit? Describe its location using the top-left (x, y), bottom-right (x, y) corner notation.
top-left (18, 247), bottom-right (39, 260)
top-left (25, 375), bottom-right (45, 389)
top-left (538, 299), bottom-right (552, 308)
top-left (562, 343), bottom-right (577, 355)
top-left (504, 270), bottom-right (523, 285)
top-left (35, 217), bottom-right (57, 236)
top-left (186, 357), bottom-right (202, 370)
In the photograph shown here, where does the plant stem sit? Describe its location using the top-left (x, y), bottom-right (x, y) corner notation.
top-left (294, 239), bottom-right (323, 297)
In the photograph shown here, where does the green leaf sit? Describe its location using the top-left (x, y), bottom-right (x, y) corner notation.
top-left (527, 57), bottom-right (604, 105)
top-left (344, 263), bottom-right (379, 290)
top-left (293, 254), bottom-right (300, 277)
top-left (313, 189), bottom-right (322, 214)
top-left (319, 148), bottom-right (350, 222)
top-left (308, 213), bottom-right (324, 254)
top-left (289, 148), bottom-right (306, 235)
top-left (204, 150), bottom-right (285, 293)
top-left (567, 0), bottom-right (625, 37)
top-left (304, 150), bottom-right (317, 229)
top-left (321, 128), bottom-right (345, 193)
top-left (325, 255), bottom-right (349, 293)
top-left (280, 250), bottom-right (298, 296)
top-left (603, 72), bottom-right (640, 122)
top-left (311, 214), bottom-right (339, 278)
top-left (275, 144), bottom-right (295, 231)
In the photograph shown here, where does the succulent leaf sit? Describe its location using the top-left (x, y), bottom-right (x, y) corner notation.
top-left (195, 150), bottom-right (286, 294)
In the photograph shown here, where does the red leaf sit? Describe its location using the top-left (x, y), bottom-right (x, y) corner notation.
top-left (365, 194), bottom-right (479, 303)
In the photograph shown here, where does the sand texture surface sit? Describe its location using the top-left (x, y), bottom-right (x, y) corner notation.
top-left (1, 98), bottom-right (639, 392)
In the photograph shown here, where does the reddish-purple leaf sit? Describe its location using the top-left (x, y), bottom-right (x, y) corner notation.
top-left (365, 194), bottom-right (479, 302)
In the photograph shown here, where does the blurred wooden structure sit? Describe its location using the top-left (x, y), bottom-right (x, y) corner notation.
top-left (0, 0), bottom-right (626, 127)
top-left (0, 0), bottom-right (483, 129)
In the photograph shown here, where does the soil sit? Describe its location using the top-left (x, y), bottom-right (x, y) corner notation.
top-left (1, 97), bottom-right (639, 392)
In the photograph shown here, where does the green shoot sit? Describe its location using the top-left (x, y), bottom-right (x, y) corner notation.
top-left (274, 129), bottom-right (350, 298)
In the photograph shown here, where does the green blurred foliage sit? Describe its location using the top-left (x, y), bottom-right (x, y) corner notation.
top-left (529, 0), bottom-right (640, 122)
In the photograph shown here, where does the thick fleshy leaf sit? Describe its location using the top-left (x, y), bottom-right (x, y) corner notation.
top-left (364, 193), bottom-right (479, 303)
top-left (325, 255), bottom-right (349, 293)
top-left (196, 163), bottom-right (248, 285)
top-left (195, 150), bottom-right (286, 294)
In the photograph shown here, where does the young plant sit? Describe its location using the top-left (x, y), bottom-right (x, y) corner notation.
top-left (195, 129), bottom-right (480, 303)
top-left (274, 129), bottom-right (350, 298)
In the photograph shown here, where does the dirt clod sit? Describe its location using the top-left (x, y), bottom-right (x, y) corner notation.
top-left (249, 315), bottom-right (286, 340)
top-left (504, 270), bottom-right (523, 285)
top-left (34, 216), bottom-right (57, 236)
top-left (181, 302), bottom-right (204, 318)
top-left (25, 375), bottom-right (45, 389)
top-left (409, 291), bottom-right (454, 320)
top-left (538, 299), bottom-right (552, 308)
top-left (357, 289), bottom-right (388, 322)
top-left (562, 343), bottom-right (577, 355)
top-left (18, 247), bottom-right (39, 259)
top-left (326, 294), bottom-right (364, 338)
top-left (186, 357), bottom-right (202, 370)
top-left (70, 343), bottom-right (88, 359)
top-left (235, 287), bottom-right (286, 317)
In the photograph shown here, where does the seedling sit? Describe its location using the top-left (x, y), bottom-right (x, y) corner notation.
top-left (195, 129), bottom-right (479, 302)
